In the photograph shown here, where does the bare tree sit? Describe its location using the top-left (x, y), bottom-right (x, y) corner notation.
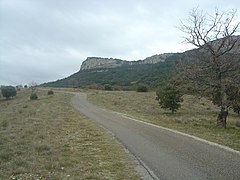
top-left (178, 7), bottom-right (240, 128)
top-left (29, 81), bottom-right (38, 93)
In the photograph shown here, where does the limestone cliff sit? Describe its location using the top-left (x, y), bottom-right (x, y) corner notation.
top-left (80, 53), bottom-right (173, 70)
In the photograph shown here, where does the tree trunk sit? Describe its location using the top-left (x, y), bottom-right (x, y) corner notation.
top-left (217, 107), bottom-right (228, 128)
top-left (214, 55), bottom-right (228, 128)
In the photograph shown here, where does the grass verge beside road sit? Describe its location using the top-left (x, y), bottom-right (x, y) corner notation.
top-left (0, 89), bottom-right (140, 179)
top-left (87, 90), bottom-right (240, 151)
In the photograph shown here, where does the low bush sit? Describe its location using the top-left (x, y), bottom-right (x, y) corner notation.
top-left (104, 84), bottom-right (113, 91)
top-left (30, 93), bottom-right (38, 100)
top-left (156, 85), bottom-right (183, 113)
top-left (1, 86), bottom-right (17, 99)
top-left (136, 84), bottom-right (148, 92)
top-left (47, 90), bottom-right (54, 95)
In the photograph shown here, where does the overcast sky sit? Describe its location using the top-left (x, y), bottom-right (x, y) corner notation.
top-left (0, 0), bottom-right (239, 85)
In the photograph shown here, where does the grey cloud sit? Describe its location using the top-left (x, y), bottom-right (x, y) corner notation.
top-left (0, 0), bottom-right (239, 85)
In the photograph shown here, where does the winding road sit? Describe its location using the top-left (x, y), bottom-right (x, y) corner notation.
top-left (71, 93), bottom-right (240, 180)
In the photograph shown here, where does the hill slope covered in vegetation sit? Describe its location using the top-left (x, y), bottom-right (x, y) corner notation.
top-left (42, 35), bottom-right (240, 90)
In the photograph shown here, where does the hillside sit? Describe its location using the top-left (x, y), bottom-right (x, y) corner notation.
top-left (42, 35), bottom-right (240, 89)
top-left (42, 53), bottom-right (180, 89)
top-left (80, 53), bottom-right (173, 70)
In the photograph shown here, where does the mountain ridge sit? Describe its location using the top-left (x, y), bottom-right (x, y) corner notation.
top-left (80, 53), bottom-right (174, 70)
top-left (42, 35), bottom-right (240, 89)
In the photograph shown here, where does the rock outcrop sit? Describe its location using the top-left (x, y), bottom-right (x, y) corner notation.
top-left (80, 53), bottom-right (173, 70)
top-left (80, 57), bottom-right (127, 70)
top-left (80, 35), bottom-right (240, 71)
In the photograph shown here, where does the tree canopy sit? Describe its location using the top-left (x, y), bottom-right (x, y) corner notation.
top-left (156, 85), bottom-right (183, 113)
top-left (1, 86), bottom-right (17, 99)
top-left (178, 7), bottom-right (240, 128)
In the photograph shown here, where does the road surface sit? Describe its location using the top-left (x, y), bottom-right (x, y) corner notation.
top-left (71, 93), bottom-right (240, 180)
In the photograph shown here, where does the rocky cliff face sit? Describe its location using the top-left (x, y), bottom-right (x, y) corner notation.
top-left (80, 53), bottom-right (173, 70)
top-left (80, 57), bottom-right (127, 70)
top-left (80, 35), bottom-right (240, 71)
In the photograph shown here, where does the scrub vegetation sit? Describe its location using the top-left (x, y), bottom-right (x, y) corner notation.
top-left (0, 89), bottom-right (140, 179)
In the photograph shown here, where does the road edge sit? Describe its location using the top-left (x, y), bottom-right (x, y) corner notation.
top-left (70, 94), bottom-right (158, 180)
top-left (115, 112), bottom-right (240, 156)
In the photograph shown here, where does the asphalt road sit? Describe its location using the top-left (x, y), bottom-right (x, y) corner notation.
top-left (71, 93), bottom-right (240, 180)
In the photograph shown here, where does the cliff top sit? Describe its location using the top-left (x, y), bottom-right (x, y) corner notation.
top-left (80, 53), bottom-right (173, 70)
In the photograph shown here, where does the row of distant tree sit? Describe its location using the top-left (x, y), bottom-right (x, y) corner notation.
top-left (0, 82), bottom-right (38, 99)
top-left (0, 82), bottom-right (55, 101)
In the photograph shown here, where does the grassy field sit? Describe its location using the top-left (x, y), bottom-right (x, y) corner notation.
top-left (87, 90), bottom-right (240, 151)
top-left (0, 89), bottom-right (140, 179)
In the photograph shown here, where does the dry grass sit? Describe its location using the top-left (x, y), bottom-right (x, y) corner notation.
top-left (87, 90), bottom-right (240, 151)
top-left (0, 89), bottom-right (140, 179)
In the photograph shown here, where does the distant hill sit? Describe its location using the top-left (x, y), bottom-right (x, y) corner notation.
top-left (42, 53), bottom-right (180, 89)
top-left (41, 36), bottom-right (240, 90)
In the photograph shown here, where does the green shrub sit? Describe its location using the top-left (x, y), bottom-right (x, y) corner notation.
top-left (47, 90), bottom-right (54, 95)
top-left (156, 85), bottom-right (183, 113)
top-left (136, 84), bottom-right (148, 92)
top-left (30, 93), bottom-right (38, 100)
top-left (87, 84), bottom-right (103, 90)
top-left (1, 86), bottom-right (17, 99)
top-left (104, 84), bottom-right (113, 91)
